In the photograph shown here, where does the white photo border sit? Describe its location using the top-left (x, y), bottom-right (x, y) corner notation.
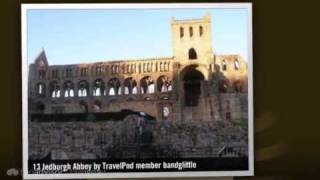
top-left (21, 3), bottom-right (254, 179)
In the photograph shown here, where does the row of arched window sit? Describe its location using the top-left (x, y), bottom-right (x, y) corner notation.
top-left (35, 78), bottom-right (243, 98)
top-left (180, 25), bottom-right (204, 38)
top-left (35, 76), bottom-right (173, 98)
top-left (41, 61), bottom-right (171, 80)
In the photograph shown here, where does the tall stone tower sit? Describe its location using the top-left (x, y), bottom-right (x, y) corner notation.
top-left (171, 12), bottom-right (214, 64)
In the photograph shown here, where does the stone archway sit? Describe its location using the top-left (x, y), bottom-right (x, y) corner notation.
top-left (182, 65), bottom-right (205, 106)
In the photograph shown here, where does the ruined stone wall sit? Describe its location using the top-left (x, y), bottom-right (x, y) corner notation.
top-left (29, 115), bottom-right (248, 160)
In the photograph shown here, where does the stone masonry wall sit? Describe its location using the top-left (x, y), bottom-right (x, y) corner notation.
top-left (29, 115), bottom-right (248, 160)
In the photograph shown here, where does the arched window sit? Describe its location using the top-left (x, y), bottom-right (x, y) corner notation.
top-left (36, 83), bottom-right (46, 97)
top-left (38, 83), bottom-right (44, 95)
top-left (157, 75), bottom-right (172, 92)
top-left (108, 78), bottom-right (121, 96)
top-left (189, 26), bottom-right (193, 37)
top-left (222, 60), bottom-right (227, 71)
top-left (183, 66), bottom-right (204, 106)
top-left (63, 81), bottom-right (74, 98)
top-left (199, 26), bottom-right (204, 36)
top-left (140, 76), bottom-right (154, 94)
top-left (50, 81), bottom-right (60, 98)
top-left (93, 79), bottom-right (105, 96)
top-left (78, 80), bottom-right (89, 97)
top-left (180, 27), bottom-right (184, 38)
top-left (234, 59), bottom-right (240, 70)
top-left (124, 77), bottom-right (137, 95)
top-left (188, 48), bottom-right (197, 60)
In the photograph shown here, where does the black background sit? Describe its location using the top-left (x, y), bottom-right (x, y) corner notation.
top-left (1, 0), bottom-right (319, 179)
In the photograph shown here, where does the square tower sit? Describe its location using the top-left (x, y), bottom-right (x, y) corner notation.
top-left (171, 12), bottom-right (214, 63)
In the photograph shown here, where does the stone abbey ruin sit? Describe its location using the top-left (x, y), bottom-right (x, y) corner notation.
top-left (28, 13), bottom-right (249, 160)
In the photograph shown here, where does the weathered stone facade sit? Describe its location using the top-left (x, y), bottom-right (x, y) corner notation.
top-left (28, 13), bottom-right (248, 160)
top-left (29, 115), bottom-right (248, 160)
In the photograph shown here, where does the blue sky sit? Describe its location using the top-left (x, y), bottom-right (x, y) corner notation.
top-left (27, 8), bottom-right (249, 65)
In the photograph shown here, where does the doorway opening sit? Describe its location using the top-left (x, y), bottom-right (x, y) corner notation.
top-left (183, 66), bottom-right (204, 106)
